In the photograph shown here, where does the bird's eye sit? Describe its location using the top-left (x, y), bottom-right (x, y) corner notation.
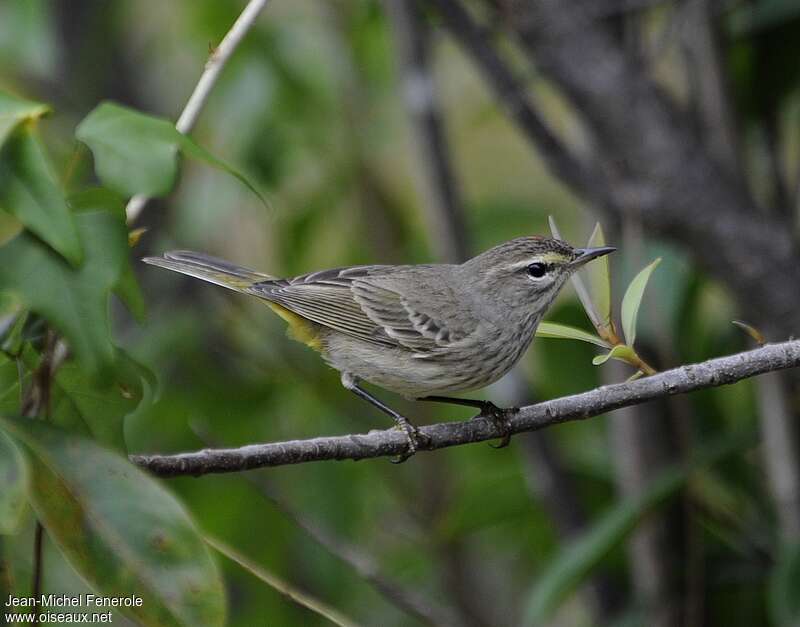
top-left (527, 262), bottom-right (548, 278)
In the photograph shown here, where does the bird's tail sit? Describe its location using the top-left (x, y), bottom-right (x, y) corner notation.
top-left (142, 250), bottom-right (275, 293)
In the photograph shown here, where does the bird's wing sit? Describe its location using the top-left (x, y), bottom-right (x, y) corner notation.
top-left (248, 265), bottom-right (397, 347)
top-left (247, 265), bottom-right (477, 352)
top-left (350, 274), bottom-right (475, 352)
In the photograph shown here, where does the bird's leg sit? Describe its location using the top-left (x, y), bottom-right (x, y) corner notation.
top-left (419, 395), bottom-right (518, 448)
top-left (341, 373), bottom-right (427, 463)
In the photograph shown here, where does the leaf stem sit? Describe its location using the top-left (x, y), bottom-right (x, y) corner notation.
top-left (22, 329), bottom-right (59, 624)
top-left (125, 0), bottom-right (271, 224)
top-left (30, 522), bottom-right (44, 627)
top-left (631, 352), bottom-right (658, 376)
top-left (586, 315), bottom-right (657, 375)
top-left (204, 534), bottom-right (360, 627)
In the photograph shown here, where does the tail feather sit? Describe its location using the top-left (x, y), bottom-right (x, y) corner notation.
top-left (142, 250), bottom-right (275, 292)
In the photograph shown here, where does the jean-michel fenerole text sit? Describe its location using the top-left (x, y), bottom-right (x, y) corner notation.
top-left (5, 593), bottom-right (144, 609)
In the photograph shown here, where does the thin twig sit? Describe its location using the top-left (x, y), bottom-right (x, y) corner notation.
top-left (204, 534), bottom-right (360, 627)
top-left (22, 330), bottom-right (57, 627)
top-left (130, 340), bottom-right (800, 476)
top-left (125, 0), bottom-right (270, 224)
top-left (31, 523), bottom-right (44, 626)
top-left (190, 421), bottom-right (459, 626)
top-left (243, 475), bottom-right (461, 626)
top-left (679, 0), bottom-right (742, 178)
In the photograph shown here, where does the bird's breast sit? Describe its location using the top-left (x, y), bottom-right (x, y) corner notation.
top-left (318, 316), bottom-right (540, 397)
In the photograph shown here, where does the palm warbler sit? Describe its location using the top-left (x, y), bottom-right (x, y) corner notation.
top-left (144, 237), bottom-right (614, 459)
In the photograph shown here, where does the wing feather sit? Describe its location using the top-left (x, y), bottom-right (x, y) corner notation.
top-left (247, 267), bottom-right (395, 347)
top-left (246, 264), bottom-right (475, 352)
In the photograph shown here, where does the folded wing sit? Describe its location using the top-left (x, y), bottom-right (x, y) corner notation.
top-left (248, 265), bottom-right (476, 353)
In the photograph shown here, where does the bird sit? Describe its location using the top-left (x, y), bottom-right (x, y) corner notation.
top-left (143, 236), bottom-right (614, 461)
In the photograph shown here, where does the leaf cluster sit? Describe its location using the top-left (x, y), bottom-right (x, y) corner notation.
top-left (537, 218), bottom-right (660, 379)
top-left (0, 91), bottom-right (265, 625)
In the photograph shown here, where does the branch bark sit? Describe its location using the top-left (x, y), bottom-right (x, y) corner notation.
top-left (131, 340), bottom-right (800, 477)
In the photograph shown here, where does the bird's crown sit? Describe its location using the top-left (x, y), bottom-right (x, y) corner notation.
top-left (465, 236), bottom-right (578, 272)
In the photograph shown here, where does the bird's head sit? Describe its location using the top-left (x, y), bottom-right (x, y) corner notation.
top-left (461, 236), bottom-right (616, 317)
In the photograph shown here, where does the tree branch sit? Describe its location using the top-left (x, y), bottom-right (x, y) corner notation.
top-left (384, 0), bottom-right (470, 263)
top-left (422, 0), bottom-right (603, 201)
top-left (131, 340), bottom-right (800, 477)
top-left (431, 0), bottom-right (800, 339)
top-left (125, 0), bottom-right (270, 223)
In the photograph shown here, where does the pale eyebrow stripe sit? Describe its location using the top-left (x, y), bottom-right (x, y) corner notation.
top-left (505, 254), bottom-right (569, 271)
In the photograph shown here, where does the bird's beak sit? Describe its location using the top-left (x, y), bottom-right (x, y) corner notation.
top-left (570, 246), bottom-right (617, 268)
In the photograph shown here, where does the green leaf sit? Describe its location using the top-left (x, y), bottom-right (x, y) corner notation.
top-left (76, 102), bottom-right (267, 207)
top-left (53, 350), bottom-right (154, 451)
top-left (0, 310), bottom-right (27, 356)
top-left (0, 90), bottom-right (50, 147)
top-left (523, 434), bottom-right (751, 626)
top-left (0, 125), bottom-right (83, 265)
top-left (536, 321), bottom-right (611, 349)
top-left (585, 222), bottom-right (612, 326)
top-left (0, 352), bottom-right (26, 415)
top-left (68, 188), bottom-right (146, 320)
top-left (0, 207), bottom-right (129, 382)
top-left (769, 542), bottom-right (800, 627)
top-left (592, 343), bottom-right (636, 366)
top-left (114, 265), bottom-right (146, 321)
top-left (620, 258), bottom-right (661, 346)
top-left (15, 341), bottom-right (154, 452)
top-left (0, 430), bottom-right (28, 534)
top-left (0, 416), bottom-right (226, 627)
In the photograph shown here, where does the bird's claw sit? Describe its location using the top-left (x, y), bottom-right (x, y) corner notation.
top-left (477, 402), bottom-right (517, 449)
top-left (390, 419), bottom-right (429, 464)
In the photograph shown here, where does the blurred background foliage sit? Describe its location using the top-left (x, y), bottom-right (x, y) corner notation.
top-left (1, 0), bottom-right (800, 626)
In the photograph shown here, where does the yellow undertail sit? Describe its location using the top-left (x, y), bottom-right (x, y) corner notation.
top-left (143, 250), bottom-right (324, 352)
top-left (266, 302), bottom-right (323, 351)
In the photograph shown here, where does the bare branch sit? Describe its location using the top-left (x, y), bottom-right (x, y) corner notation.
top-left (680, 0), bottom-right (742, 177)
top-left (131, 340), bottom-right (800, 476)
top-left (204, 534), bottom-right (359, 627)
top-left (125, 0), bottom-right (270, 224)
top-left (422, 0), bottom-right (603, 200)
top-left (384, 0), bottom-right (470, 263)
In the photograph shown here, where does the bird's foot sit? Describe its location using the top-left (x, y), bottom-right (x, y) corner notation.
top-left (390, 417), bottom-right (430, 464)
top-left (476, 401), bottom-right (518, 449)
